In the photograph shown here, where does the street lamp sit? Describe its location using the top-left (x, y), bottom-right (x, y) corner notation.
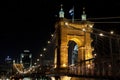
top-left (40, 54), bottom-right (43, 57)
top-left (43, 48), bottom-right (47, 51)
top-left (109, 32), bottom-right (113, 75)
top-left (47, 41), bottom-right (51, 44)
top-left (99, 33), bottom-right (104, 36)
top-left (37, 59), bottom-right (40, 62)
top-left (51, 34), bottom-right (54, 37)
top-left (40, 53), bottom-right (43, 66)
top-left (110, 30), bottom-right (114, 35)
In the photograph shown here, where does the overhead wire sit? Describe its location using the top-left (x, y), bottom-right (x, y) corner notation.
top-left (87, 16), bottom-right (120, 20)
top-left (69, 16), bottom-right (120, 23)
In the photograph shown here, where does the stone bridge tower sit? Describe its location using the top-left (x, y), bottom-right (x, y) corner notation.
top-left (54, 6), bottom-right (94, 75)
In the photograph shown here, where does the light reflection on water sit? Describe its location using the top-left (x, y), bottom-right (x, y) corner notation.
top-left (69, 77), bottom-right (108, 80)
top-left (23, 77), bottom-right (31, 80)
top-left (18, 77), bottom-right (108, 80)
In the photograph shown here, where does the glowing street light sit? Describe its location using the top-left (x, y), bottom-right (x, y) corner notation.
top-left (65, 22), bottom-right (68, 25)
top-left (87, 64), bottom-right (91, 69)
top-left (43, 48), bottom-right (47, 51)
top-left (34, 63), bottom-right (36, 65)
top-left (99, 33), bottom-right (104, 36)
top-left (51, 34), bottom-right (54, 37)
top-left (37, 59), bottom-right (39, 61)
top-left (13, 60), bottom-right (15, 63)
top-left (82, 28), bottom-right (86, 32)
top-left (47, 41), bottom-right (51, 44)
top-left (94, 53), bottom-right (97, 57)
top-left (40, 54), bottom-right (43, 57)
top-left (110, 30), bottom-right (114, 34)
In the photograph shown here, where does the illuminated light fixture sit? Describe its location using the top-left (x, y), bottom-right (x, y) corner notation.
top-left (89, 24), bottom-right (93, 28)
top-left (82, 28), bottom-right (86, 31)
top-left (24, 50), bottom-right (30, 52)
top-left (51, 34), bottom-right (54, 37)
top-left (6, 78), bottom-right (10, 80)
top-left (94, 53), bottom-right (97, 57)
top-left (21, 54), bottom-right (24, 58)
top-left (20, 60), bottom-right (22, 63)
top-left (37, 59), bottom-right (39, 61)
top-left (62, 63), bottom-right (67, 67)
top-left (99, 33), bottom-right (104, 36)
top-left (34, 63), bottom-right (36, 65)
top-left (29, 54), bottom-right (32, 58)
top-left (51, 77), bottom-right (56, 80)
top-left (40, 54), bottom-right (42, 57)
top-left (87, 64), bottom-right (91, 68)
top-left (108, 64), bottom-right (111, 67)
top-left (6, 56), bottom-right (11, 61)
top-left (32, 66), bottom-right (35, 68)
top-left (43, 48), bottom-right (47, 51)
top-left (92, 47), bottom-right (94, 51)
top-left (110, 30), bottom-right (114, 34)
top-left (13, 60), bottom-right (15, 63)
top-left (54, 64), bottom-right (57, 68)
top-left (65, 22), bottom-right (68, 25)
top-left (47, 41), bottom-right (51, 44)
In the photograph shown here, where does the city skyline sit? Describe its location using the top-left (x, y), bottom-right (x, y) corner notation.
top-left (0, 0), bottom-right (120, 62)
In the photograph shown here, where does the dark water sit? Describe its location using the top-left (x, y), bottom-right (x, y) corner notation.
top-left (12, 77), bottom-right (108, 80)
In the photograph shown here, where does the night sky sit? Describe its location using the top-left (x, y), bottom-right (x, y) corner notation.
top-left (0, 0), bottom-right (120, 62)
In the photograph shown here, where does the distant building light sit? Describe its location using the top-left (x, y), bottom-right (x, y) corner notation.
top-left (24, 50), bottom-right (30, 52)
top-left (5, 56), bottom-right (12, 61)
top-left (13, 60), bottom-right (15, 63)
top-left (21, 54), bottom-right (24, 58)
top-left (29, 54), bottom-right (32, 58)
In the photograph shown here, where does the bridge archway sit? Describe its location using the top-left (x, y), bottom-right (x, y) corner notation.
top-left (54, 18), bottom-right (94, 72)
top-left (68, 38), bottom-right (82, 66)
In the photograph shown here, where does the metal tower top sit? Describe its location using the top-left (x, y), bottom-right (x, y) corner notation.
top-left (81, 7), bottom-right (87, 21)
top-left (59, 4), bottom-right (64, 18)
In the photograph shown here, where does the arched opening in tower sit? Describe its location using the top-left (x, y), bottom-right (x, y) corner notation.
top-left (68, 40), bottom-right (78, 66)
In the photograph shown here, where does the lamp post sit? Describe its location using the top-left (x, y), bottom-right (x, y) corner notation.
top-left (40, 54), bottom-right (43, 66)
top-left (109, 31), bottom-right (113, 76)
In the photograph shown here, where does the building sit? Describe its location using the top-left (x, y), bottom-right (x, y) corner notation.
top-left (20, 50), bottom-right (32, 69)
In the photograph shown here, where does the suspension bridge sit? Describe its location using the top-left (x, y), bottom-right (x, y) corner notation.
top-left (11, 6), bottom-right (120, 80)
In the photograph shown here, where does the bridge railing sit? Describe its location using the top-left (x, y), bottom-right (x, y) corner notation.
top-left (65, 57), bottom-right (120, 78)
